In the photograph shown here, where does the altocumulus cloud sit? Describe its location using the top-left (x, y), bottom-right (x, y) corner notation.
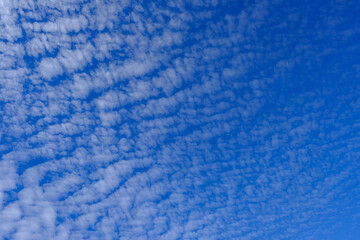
top-left (0, 0), bottom-right (360, 239)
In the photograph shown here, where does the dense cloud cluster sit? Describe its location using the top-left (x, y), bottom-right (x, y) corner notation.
top-left (0, 0), bottom-right (360, 239)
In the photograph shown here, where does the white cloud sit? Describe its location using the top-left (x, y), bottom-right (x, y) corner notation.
top-left (0, 0), bottom-right (359, 239)
top-left (38, 58), bottom-right (63, 80)
top-left (0, 160), bottom-right (18, 208)
top-left (58, 46), bottom-right (93, 73)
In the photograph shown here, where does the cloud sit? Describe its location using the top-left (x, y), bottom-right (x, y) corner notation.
top-left (0, 0), bottom-right (359, 239)
top-left (37, 58), bottom-right (63, 80)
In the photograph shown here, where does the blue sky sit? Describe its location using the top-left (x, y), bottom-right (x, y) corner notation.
top-left (0, 0), bottom-right (360, 239)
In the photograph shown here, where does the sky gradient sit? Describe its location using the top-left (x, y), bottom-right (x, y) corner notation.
top-left (0, 0), bottom-right (360, 239)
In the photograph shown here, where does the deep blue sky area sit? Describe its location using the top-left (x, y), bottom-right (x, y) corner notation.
top-left (0, 0), bottom-right (360, 239)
